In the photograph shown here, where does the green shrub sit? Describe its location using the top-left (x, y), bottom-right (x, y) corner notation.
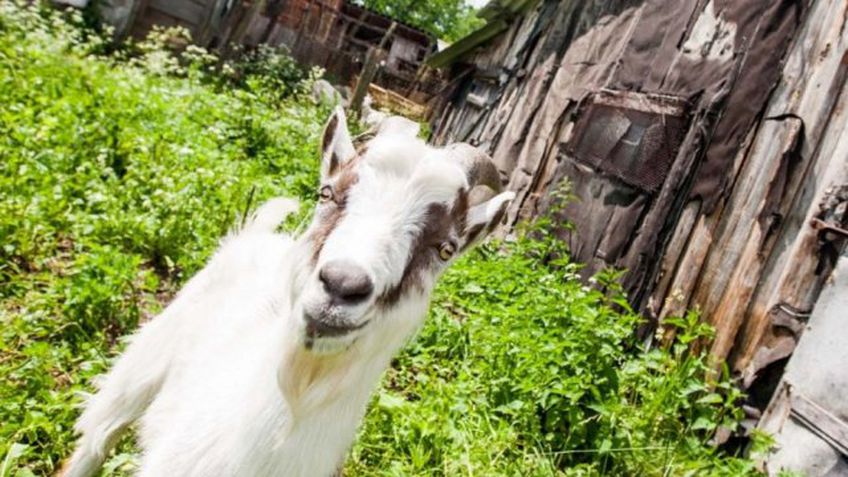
top-left (227, 43), bottom-right (316, 99)
top-left (125, 25), bottom-right (316, 102)
top-left (347, 234), bottom-right (763, 476)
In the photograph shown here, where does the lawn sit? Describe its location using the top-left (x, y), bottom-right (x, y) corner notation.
top-left (0, 3), bottom-right (765, 476)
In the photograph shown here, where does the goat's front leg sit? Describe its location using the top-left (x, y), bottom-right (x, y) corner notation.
top-left (60, 313), bottom-right (180, 477)
top-left (60, 244), bottom-right (221, 477)
top-left (61, 197), bottom-right (299, 476)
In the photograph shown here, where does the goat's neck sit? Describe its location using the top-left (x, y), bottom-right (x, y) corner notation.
top-left (278, 344), bottom-right (375, 417)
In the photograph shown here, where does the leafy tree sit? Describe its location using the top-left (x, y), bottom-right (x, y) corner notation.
top-left (355, 0), bottom-right (484, 41)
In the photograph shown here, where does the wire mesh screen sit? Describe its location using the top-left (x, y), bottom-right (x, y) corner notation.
top-left (567, 90), bottom-right (690, 192)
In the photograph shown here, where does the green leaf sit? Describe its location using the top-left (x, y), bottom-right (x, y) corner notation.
top-left (377, 392), bottom-right (407, 411)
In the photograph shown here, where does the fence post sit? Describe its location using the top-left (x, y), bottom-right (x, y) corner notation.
top-left (350, 21), bottom-right (396, 116)
top-left (350, 47), bottom-right (381, 115)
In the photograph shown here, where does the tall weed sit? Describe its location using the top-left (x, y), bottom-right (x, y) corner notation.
top-left (348, 234), bottom-right (764, 476)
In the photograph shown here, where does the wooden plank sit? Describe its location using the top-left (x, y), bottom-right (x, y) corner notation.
top-left (219, 0), bottom-right (267, 55)
top-left (737, 103), bottom-right (848, 373)
top-left (594, 88), bottom-right (689, 117)
top-left (342, 8), bottom-right (370, 49)
top-left (149, 0), bottom-right (207, 27)
top-left (351, 49), bottom-right (383, 115)
top-left (338, 12), bottom-right (393, 36)
top-left (367, 83), bottom-right (428, 120)
top-left (654, 0), bottom-right (845, 369)
top-left (503, 4), bottom-right (643, 229)
top-left (790, 380), bottom-right (848, 457)
top-left (759, 254), bottom-right (848, 471)
top-left (647, 200), bottom-right (699, 321)
top-left (655, 114), bottom-right (761, 331)
top-left (705, 118), bottom-right (804, 362)
top-left (197, 0), bottom-right (229, 45)
top-left (469, 5), bottom-right (546, 165)
top-left (690, 123), bottom-right (801, 317)
top-left (731, 0), bottom-right (848, 372)
top-left (351, 22), bottom-right (396, 115)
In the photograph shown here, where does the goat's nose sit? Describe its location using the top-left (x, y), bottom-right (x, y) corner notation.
top-left (319, 260), bottom-right (374, 304)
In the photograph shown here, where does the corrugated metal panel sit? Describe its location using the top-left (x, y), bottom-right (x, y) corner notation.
top-left (759, 255), bottom-right (848, 476)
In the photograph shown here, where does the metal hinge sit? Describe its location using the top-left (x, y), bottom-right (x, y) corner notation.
top-left (811, 217), bottom-right (848, 241)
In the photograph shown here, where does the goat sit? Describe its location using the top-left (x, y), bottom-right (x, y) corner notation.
top-left (62, 107), bottom-right (514, 477)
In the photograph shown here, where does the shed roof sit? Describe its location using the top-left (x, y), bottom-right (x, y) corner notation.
top-left (426, 0), bottom-right (539, 68)
top-left (343, 2), bottom-right (436, 46)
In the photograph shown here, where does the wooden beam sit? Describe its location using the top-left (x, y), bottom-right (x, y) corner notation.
top-left (426, 19), bottom-right (509, 68)
top-left (350, 21), bottom-right (397, 115)
top-left (350, 47), bottom-right (383, 115)
top-left (197, 0), bottom-right (230, 46)
top-left (790, 391), bottom-right (848, 457)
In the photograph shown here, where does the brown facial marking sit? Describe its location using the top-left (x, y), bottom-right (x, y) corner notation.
top-left (377, 189), bottom-right (469, 309)
top-left (321, 115), bottom-right (340, 174)
top-left (451, 188), bottom-right (469, 237)
top-left (353, 132), bottom-right (374, 156)
top-left (321, 115), bottom-right (339, 152)
top-left (328, 152), bottom-right (340, 176)
top-left (308, 157), bottom-right (361, 262)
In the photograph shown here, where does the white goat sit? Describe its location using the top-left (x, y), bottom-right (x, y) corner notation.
top-left (62, 107), bottom-right (514, 477)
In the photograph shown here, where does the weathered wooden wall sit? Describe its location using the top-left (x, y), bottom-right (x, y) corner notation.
top-left (431, 0), bottom-right (847, 406)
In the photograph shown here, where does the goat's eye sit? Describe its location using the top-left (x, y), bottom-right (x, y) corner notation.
top-left (438, 242), bottom-right (455, 261)
top-left (318, 185), bottom-right (334, 202)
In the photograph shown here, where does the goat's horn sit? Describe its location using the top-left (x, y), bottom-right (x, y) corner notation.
top-left (446, 143), bottom-right (504, 194)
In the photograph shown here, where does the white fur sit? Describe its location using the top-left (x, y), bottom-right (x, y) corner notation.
top-left (63, 113), bottom-right (512, 477)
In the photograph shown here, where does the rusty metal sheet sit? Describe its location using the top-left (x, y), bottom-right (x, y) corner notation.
top-left (688, 0), bottom-right (804, 211)
top-left (611, 0), bottom-right (804, 211)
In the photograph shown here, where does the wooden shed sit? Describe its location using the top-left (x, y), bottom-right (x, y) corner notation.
top-left (255, 1), bottom-right (439, 96)
top-left (427, 0), bottom-right (848, 474)
top-left (95, 0), bottom-right (440, 100)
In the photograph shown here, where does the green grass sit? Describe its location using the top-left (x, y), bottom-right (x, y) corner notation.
top-left (0, 3), bottom-right (766, 476)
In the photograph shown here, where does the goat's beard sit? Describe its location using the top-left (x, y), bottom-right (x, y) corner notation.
top-left (303, 333), bottom-right (358, 355)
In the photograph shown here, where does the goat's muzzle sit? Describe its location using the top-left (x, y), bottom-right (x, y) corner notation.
top-left (303, 312), bottom-right (369, 339)
top-left (318, 260), bottom-right (374, 305)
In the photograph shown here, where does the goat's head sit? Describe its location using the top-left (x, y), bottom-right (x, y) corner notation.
top-left (292, 107), bottom-right (514, 354)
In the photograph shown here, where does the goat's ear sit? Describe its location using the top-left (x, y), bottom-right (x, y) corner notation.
top-left (320, 106), bottom-right (356, 178)
top-left (460, 191), bottom-right (515, 250)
